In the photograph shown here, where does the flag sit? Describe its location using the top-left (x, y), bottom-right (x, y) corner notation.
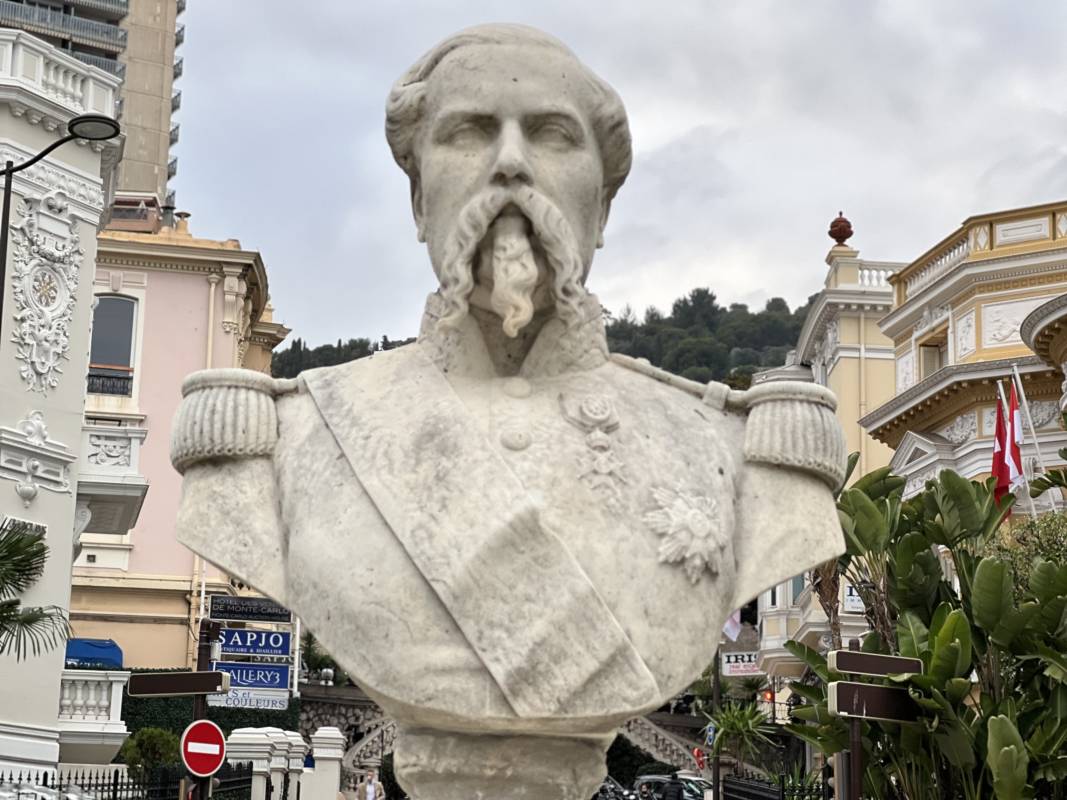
top-left (991, 388), bottom-right (1011, 505)
top-left (1008, 382), bottom-right (1025, 490)
top-left (722, 608), bottom-right (742, 642)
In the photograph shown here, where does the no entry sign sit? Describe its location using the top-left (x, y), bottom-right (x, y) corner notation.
top-left (180, 720), bottom-right (226, 777)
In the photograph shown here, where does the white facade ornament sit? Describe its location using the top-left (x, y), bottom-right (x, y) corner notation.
top-left (0, 410), bottom-right (73, 506)
top-left (644, 486), bottom-right (729, 583)
top-left (955, 310), bottom-right (976, 358)
top-left (1057, 212), bottom-right (1067, 241)
top-left (1029, 400), bottom-right (1060, 430)
top-left (87, 434), bottom-right (132, 466)
top-left (904, 465), bottom-right (943, 498)
top-left (9, 190), bottom-right (83, 393)
top-left (825, 319), bottom-right (839, 356)
top-left (0, 146), bottom-right (105, 213)
top-left (982, 406), bottom-right (999, 436)
top-left (897, 352), bottom-right (915, 393)
top-left (937, 411), bottom-right (977, 445)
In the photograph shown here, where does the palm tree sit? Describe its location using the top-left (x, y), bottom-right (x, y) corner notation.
top-left (0, 519), bottom-right (70, 660)
top-left (704, 702), bottom-right (778, 772)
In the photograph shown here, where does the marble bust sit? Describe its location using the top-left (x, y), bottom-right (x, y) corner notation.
top-left (171, 24), bottom-right (846, 799)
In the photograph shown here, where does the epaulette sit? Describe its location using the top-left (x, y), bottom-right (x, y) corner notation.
top-left (171, 369), bottom-right (291, 473)
top-left (739, 381), bottom-right (846, 490)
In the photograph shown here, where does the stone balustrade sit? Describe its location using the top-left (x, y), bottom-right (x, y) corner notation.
top-left (858, 267), bottom-right (892, 287)
top-left (57, 669), bottom-right (130, 764)
top-left (229, 727), bottom-right (343, 800)
top-left (903, 234), bottom-right (970, 300)
top-left (0, 29), bottom-right (120, 121)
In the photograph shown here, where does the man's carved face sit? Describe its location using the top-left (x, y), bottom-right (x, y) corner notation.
top-left (413, 43), bottom-right (608, 335)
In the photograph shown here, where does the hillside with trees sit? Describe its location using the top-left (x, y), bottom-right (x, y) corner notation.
top-left (272, 288), bottom-right (813, 388)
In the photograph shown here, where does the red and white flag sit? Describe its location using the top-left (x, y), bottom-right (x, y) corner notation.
top-left (722, 608), bottom-right (742, 642)
top-left (992, 382), bottom-right (1024, 505)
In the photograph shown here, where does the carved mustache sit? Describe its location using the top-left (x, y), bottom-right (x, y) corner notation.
top-left (437, 186), bottom-right (585, 329)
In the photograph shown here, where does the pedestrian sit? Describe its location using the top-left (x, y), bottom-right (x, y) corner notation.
top-left (661, 772), bottom-right (685, 800)
top-left (356, 769), bottom-right (385, 800)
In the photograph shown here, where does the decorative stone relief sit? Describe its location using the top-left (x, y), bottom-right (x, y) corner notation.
top-left (560, 393), bottom-right (626, 507)
top-left (970, 224), bottom-right (990, 252)
top-left (994, 216), bottom-right (1050, 247)
top-left (982, 406), bottom-right (999, 436)
top-left (982, 297), bottom-right (1045, 347)
top-left (916, 303), bottom-right (949, 334)
top-left (825, 319), bottom-right (839, 356)
top-left (0, 146), bottom-right (105, 211)
top-left (904, 465), bottom-right (942, 497)
top-left (0, 410), bottom-right (73, 506)
top-left (937, 411), bottom-right (977, 445)
top-left (73, 498), bottom-right (91, 558)
top-left (1029, 400), bottom-right (1060, 430)
top-left (9, 190), bottom-right (83, 393)
top-left (896, 352), bottom-right (915, 393)
top-left (1057, 212), bottom-right (1067, 240)
top-left (955, 310), bottom-right (976, 357)
top-left (88, 434), bottom-right (131, 466)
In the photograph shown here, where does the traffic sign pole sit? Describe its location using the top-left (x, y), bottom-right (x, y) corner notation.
top-left (192, 621), bottom-right (222, 800)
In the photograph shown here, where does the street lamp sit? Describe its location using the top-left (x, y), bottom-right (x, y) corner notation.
top-left (0, 113), bottom-right (120, 328)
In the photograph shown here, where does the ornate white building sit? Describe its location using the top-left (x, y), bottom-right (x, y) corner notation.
top-left (860, 200), bottom-right (1067, 498)
top-left (0, 31), bottom-right (126, 771)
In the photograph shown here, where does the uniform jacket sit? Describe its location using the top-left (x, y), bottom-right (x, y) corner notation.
top-left (171, 292), bottom-right (845, 735)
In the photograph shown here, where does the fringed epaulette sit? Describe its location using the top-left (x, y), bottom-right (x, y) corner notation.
top-left (171, 369), bottom-right (292, 473)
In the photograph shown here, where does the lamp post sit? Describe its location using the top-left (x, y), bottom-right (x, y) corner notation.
top-left (0, 113), bottom-right (120, 336)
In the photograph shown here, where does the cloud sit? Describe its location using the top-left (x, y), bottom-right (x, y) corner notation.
top-left (174, 1), bottom-right (1067, 344)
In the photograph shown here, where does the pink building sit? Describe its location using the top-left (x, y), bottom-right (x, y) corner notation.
top-left (71, 207), bottom-right (288, 667)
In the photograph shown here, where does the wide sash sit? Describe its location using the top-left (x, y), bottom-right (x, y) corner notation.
top-left (303, 346), bottom-right (660, 718)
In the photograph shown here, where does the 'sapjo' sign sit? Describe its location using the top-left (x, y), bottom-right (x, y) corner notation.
top-left (219, 628), bottom-right (291, 657)
top-left (213, 661), bottom-right (290, 690)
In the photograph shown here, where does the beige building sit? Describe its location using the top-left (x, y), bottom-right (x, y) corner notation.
top-left (861, 200), bottom-right (1067, 497)
top-left (70, 211), bottom-right (288, 668)
top-left (754, 216), bottom-right (899, 694)
top-left (0, 31), bottom-right (124, 771)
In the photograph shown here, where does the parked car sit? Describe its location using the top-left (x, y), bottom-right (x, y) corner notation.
top-left (633, 773), bottom-right (714, 800)
top-left (591, 775), bottom-right (637, 799)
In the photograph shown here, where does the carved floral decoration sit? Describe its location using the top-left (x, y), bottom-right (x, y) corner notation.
top-left (9, 190), bottom-right (82, 393)
top-left (87, 434), bottom-right (131, 467)
top-left (644, 486), bottom-right (728, 583)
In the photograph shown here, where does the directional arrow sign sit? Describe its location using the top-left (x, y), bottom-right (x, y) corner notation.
top-left (181, 720), bottom-right (226, 777)
top-left (828, 650), bottom-right (923, 677)
top-left (127, 671), bottom-right (230, 698)
top-left (829, 681), bottom-right (920, 724)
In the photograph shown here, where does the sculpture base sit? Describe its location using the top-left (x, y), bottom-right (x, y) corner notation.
top-left (394, 726), bottom-right (613, 800)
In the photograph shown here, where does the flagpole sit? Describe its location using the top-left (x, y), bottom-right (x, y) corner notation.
top-left (997, 380), bottom-right (1038, 519)
top-left (1011, 365), bottom-right (1052, 477)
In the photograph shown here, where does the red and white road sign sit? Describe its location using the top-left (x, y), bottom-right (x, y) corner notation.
top-left (180, 720), bottom-right (226, 777)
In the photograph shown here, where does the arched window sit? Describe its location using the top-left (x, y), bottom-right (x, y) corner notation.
top-left (88, 295), bottom-right (136, 395)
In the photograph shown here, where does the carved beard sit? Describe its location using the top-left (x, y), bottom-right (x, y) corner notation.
top-left (436, 186), bottom-right (586, 336)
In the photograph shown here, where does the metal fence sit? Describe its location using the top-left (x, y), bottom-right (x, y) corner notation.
top-left (0, 763), bottom-right (252, 800)
top-left (722, 771), bottom-right (831, 800)
top-left (0, 765), bottom-right (183, 800)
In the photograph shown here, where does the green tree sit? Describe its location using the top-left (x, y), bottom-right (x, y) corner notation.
top-left (118, 727), bottom-right (180, 776)
top-left (0, 519), bottom-right (69, 660)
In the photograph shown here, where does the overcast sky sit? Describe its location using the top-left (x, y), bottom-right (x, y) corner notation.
top-left (173, 1), bottom-right (1067, 346)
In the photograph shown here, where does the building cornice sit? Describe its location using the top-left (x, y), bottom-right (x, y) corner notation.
top-left (796, 288), bottom-right (894, 363)
top-left (859, 355), bottom-right (1054, 442)
top-left (881, 250), bottom-right (1067, 338)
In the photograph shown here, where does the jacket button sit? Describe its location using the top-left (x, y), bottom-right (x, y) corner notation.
top-left (500, 429), bottom-right (531, 451)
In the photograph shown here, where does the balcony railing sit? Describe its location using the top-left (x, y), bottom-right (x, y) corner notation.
top-left (173, 56), bottom-right (183, 80)
top-left (171, 89), bottom-right (181, 112)
top-left (903, 234), bottom-right (970, 301)
top-left (58, 669), bottom-right (130, 764)
top-left (168, 157), bottom-right (178, 179)
top-left (170, 123), bottom-right (180, 146)
top-left (175, 22), bottom-right (185, 47)
top-left (71, 50), bottom-right (125, 79)
top-left (176, 0), bottom-right (186, 15)
top-left (87, 365), bottom-right (132, 396)
top-left (0, 0), bottom-right (127, 52)
top-left (67, 0), bottom-right (128, 21)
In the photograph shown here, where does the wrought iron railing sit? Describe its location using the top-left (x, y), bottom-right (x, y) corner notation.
top-left (722, 770), bottom-right (831, 800)
top-left (1, 764), bottom-right (183, 800)
top-left (173, 56), bottom-right (183, 80)
top-left (71, 50), bottom-right (125, 79)
top-left (87, 367), bottom-right (133, 396)
top-left (0, 0), bottom-right (127, 50)
top-left (68, 0), bottom-right (128, 20)
top-left (171, 89), bottom-right (181, 112)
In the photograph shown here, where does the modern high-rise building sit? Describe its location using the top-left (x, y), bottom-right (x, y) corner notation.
top-left (0, 0), bottom-right (184, 208)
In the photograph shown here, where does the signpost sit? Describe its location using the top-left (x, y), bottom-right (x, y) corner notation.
top-left (206, 687), bottom-right (290, 710)
top-left (180, 720), bottom-right (227, 778)
top-left (720, 651), bottom-right (763, 677)
top-left (209, 595), bottom-right (291, 623)
top-left (219, 628), bottom-right (291, 657)
top-left (127, 671), bottom-right (230, 698)
top-left (828, 640), bottom-right (922, 800)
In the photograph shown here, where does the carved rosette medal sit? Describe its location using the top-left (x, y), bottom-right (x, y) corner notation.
top-left (559, 393), bottom-right (626, 507)
top-left (644, 486), bottom-right (729, 583)
top-left (10, 191), bottom-right (82, 393)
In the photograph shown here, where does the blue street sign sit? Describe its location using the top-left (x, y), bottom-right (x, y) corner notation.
top-left (219, 628), bottom-right (291, 658)
top-left (704, 723), bottom-right (717, 748)
top-left (213, 661), bottom-right (290, 691)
